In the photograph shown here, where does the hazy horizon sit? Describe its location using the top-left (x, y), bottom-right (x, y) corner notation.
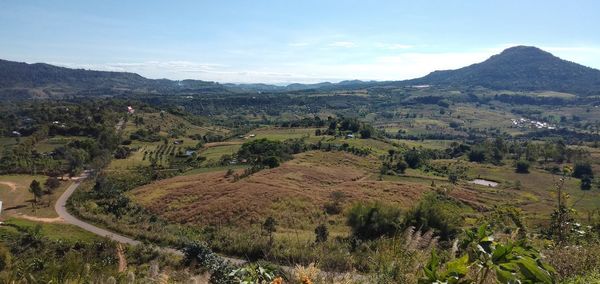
top-left (1, 0), bottom-right (600, 84)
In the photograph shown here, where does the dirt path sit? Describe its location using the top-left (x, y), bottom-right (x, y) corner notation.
top-left (16, 214), bottom-right (64, 223)
top-left (0, 181), bottom-right (17, 192)
top-left (116, 243), bottom-right (128, 272)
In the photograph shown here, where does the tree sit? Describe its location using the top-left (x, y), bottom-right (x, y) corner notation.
top-left (262, 156), bottom-right (280, 168)
top-left (44, 177), bottom-right (60, 194)
top-left (515, 160), bottom-right (530, 174)
top-left (359, 128), bottom-right (372, 139)
top-left (65, 148), bottom-right (89, 177)
top-left (404, 149), bottom-right (423, 169)
top-left (581, 175), bottom-right (593, 190)
top-left (314, 224), bottom-right (328, 243)
top-left (29, 180), bottom-right (43, 208)
top-left (468, 148), bottom-right (487, 163)
top-left (573, 162), bottom-right (593, 178)
top-left (262, 216), bottom-right (277, 245)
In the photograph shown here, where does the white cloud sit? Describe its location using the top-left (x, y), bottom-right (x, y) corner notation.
top-left (374, 42), bottom-right (414, 50)
top-left (328, 41), bottom-right (356, 48)
top-left (288, 42), bottom-right (310, 47)
top-left (47, 44), bottom-right (600, 84)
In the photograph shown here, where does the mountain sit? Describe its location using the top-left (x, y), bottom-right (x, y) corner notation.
top-left (0, 59), bottom-right (227, 98)
top-left (408, 46), bottom-right (600, 96)
top-left (2, 46), bottom-right (600, 98)
top-left (224, 80), bottom-right (378, 93)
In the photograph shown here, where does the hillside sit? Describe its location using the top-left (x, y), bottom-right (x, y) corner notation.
top-left (0, 59), bottom-right (227, 97)
top-left (408, 46), bottom-right (600, 96)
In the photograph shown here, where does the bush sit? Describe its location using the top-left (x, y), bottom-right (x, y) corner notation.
top-left (404, 192), bottom-right (463, 241)
top-left (44, 177), bottom-right (61, 193)
top-left (0, 244), bottom-right (11, 271)
top-left (581, 175), bottom-right (593, 190)
top-left (468, 148), bottom-right (487, 163)
top-left (395, 160), bottom-right (408, 174)
top-left (573, 162), bottom-right (593, 178)
top-left (347, 202), bottom-right (403, 240)
top-left (515, 160), bottom-right (530, 173)
top-left (314, 224), bottom-right (328, 243)
top-left (359, 128), bottom-right (372, 139)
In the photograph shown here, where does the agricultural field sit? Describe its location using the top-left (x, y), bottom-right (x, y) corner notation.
top-left (107, 110), bottom-right (232, 170)
top-left (129, 151), bottom-right (428, 241)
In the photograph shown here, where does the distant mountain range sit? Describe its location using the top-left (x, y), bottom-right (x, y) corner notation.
top-left (2, 46), bottom-right (600, 97)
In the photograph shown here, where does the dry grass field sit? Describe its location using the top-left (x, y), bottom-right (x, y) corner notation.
top-left (130, 151), bottom-right (428, 230)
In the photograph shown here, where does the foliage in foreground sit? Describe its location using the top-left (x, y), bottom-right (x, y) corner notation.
top-left (420, 224), bottom-right (555, 284)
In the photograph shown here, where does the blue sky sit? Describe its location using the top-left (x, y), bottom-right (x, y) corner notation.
top-left (1, 0), bottom-right (599, 84)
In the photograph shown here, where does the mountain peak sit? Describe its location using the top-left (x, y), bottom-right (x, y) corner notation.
top-left (411, 46), bottom-right (600, 96)
top-left (500, 45), bottom-right (545, 53)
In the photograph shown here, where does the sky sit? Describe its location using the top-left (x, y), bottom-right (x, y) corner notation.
top-left (1, 0), bottom-right (599, 84)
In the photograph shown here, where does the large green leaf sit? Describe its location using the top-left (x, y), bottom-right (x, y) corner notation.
top-left (446, 255), bottom-right (469, 277)
top-left (515, 257), bottom-right (554, 284)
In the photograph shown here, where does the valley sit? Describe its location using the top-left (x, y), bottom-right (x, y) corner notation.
top-left (1, 46), bottom-right (600, 283)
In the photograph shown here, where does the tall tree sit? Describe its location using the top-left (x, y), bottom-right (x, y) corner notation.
top-left (29, 180), bottom-right (43, 209)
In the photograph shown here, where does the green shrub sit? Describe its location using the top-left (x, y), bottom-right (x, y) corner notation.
top-left (347, 202), bottom-right (403, 240)
top-left (581, 175), bottom-right (593, 190)
top-left (404, 192), bottom-right (463, 241)
top-left (516, 160), bottom-right (530, 173)
top-left (314, 224), bottom-right (329, 243)
top-left (468, 148), bottom-right (487, 163)
top-left (573, 162), bottom-right (593, 178)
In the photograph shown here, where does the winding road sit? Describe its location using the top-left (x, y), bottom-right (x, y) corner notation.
top-left (54, 172), bottom-right (243, 262)
top-left (54, 174), bottom-right (142, 246)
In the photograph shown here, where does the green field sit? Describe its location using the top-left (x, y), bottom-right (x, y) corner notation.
top-left (0, 218), bottom-right (101, 242)
top-left (0, 174), bottom-right (69, 218)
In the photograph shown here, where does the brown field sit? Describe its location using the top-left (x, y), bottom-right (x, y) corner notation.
top-left (130, 151), bottom-right (428, 229)
top-left (129, 150), bottom-right (599, 232)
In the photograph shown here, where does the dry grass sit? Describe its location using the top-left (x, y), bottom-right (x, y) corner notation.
top-left (129, 151), bottom-right (427, 227)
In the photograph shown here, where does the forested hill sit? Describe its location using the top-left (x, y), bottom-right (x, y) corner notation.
top-left (407, 46), bottom-right (600, 96)
top-left (0, 59), bottom-right (227, 97)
